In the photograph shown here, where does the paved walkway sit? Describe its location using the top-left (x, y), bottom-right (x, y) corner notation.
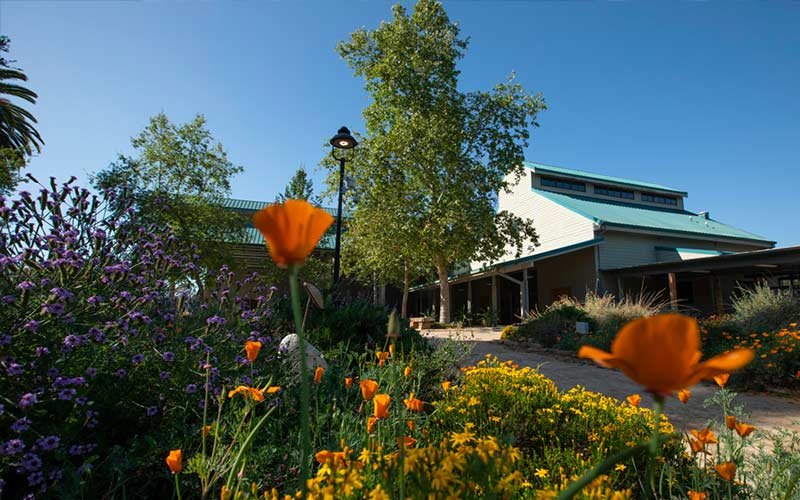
top-left (423, 327), bottom-right (800, 433)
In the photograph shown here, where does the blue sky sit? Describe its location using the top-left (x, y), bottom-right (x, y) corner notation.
top-left (3, 1), bottom-right (799, 245)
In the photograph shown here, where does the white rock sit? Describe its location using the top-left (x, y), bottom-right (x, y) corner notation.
top-left (279, 334), bottom-right (328, 377)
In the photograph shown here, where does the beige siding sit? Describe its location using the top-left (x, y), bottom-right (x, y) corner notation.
top-left (598, 231), bottom-right (770, 271)
top-left (535, 247), bottom-right (598, 308)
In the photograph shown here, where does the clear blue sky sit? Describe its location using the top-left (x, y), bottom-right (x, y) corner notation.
top-left (3, 1), bottom-right (798, 245)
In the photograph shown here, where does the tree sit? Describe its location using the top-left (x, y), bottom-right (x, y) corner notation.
top-left (335, 0), bottom-right (544, 322)
top-left (0, 36), bottom-right (42, 193)
top-left (278, 166), bottom-right (316, 203)
top-left (93, 113), bottom-right (246, 280)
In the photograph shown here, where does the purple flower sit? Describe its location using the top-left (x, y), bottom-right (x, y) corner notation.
top-left (12, 417), bottom-right (31, 433)
top-left (23, 320), bottom-right (40, 332)
top-left (131, 353), bottom-right (144, 365)
top-left (162, 351), bottom-right (175, 362)
top-left (76, 396), bottom-right (88, 406)
top-left (1, 439), bottom-right (25, 455)
top-left (47, 367), bottom-right (59, 378)
top-left (1, 295), bottom-right (15, 304)
top-left (114, 369), bottom-right (127, 379)
top-left (159, 371), bottom-right (170, 380)
top-left (21, 453), bottom-right (42, 472)
top-left (43, 302), bottom-right (66, 315)
top-left (36, 435), bottom-right (60, 451)
top-left (0, 334), bottom-right (11, 346)
top-left (35, 346), bottom-right (49, 357)
top-left (87, 295), bottom-right (102, 305)
top-left (85, 367), bottom-right (97, 377)
top-left (17, 280), bottom-right (35, 291)
top-left (58, 388), bottom-right (76, 401)
top-left (6, 362), bottom-right (23, 376)
top-left (146, 406), bottom-right (158, 416)
top-left (206, 315), bottom-right (227, 326)
top-left (27, 471), bottom-right (44, 486)
top-left (19, 393), bottom-right (37, 408)
top-left (63, 334), bottom-right (85, 349)
top-left (185, 384), bottom-right (197, 394)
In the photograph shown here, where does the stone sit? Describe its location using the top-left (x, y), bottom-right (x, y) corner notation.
top-left (279, 334), bottom-right (328, 377)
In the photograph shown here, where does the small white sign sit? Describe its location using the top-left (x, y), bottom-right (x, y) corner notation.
top-left (575, 321), bottom-right (589, 335)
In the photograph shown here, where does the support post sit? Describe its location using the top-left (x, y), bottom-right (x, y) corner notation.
top-left (668, 272), bottom-right (678, 310)
top-left (491, 273), bottom-right (497, 316)
top-left (616, 276), bottom-right (625, 299)
top-left (467, 280), bottom-right (473, 315)
top-left (521, 268), bottom-right (530, 318)
top-left (712, 275), bottom-right (725, 314)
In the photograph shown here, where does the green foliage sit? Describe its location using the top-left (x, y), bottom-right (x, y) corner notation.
top-left (0, 146), bottom-right (25, 194)
top-left (93, 112), bottom-right (246, 276)
top-left (333, 0), bottom-right (545, 322)
top-left (731, 282), bottom-right (800, 334)
top-left (277, 165), bottom-right (317, 203)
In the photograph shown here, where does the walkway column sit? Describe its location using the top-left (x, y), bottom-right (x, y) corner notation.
top-left (521, 268), bottom-right (530, 317)
top-left (668, 272), bottom-right (678, 310)
top-left (467, 280), bottom-right (473, 315)
top-left (491, 274), bottom-right (497, 315)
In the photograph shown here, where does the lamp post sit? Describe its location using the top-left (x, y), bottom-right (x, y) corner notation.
top-left (329, 126), bottom-right (357, 285)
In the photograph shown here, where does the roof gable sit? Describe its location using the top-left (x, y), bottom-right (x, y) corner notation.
top-left (525, 161), bottom-right (688, 196)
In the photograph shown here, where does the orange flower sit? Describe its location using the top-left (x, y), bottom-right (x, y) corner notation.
top-left (578, 315), bottom-right (753, 395)
top-left (345, 377), bottom-right (353, 388)
top-left (314, 366), bottom-right (325, 384)
top-left (715, 461), bottom-right (736, 482)
top-left (221, 486), bottom-right (232, 500)
top-left (441, 381), bottom-right (451, 391)
top-left (373, 394), bottom-right (390, 419)
top-left (376, 351), bottom-right (389, 367)
top-left (397, 436), bottom-right (416, 448)
top-left (265, 386), bottom-right (281, 394)
top-left (678, 389), bottom-right (691, 404)
top-left (626, 394), bottom-right (641, 407)
top-left (735, 422), bottom-right (755, 438)
top-left (725, 415), bottom-right (736, 430)
top-left (403, 366), bottom-right (412, 378)
top-left (165, 449), bottom-right (182, 474)
top-left (389, 343), bottom-right (396, 355)
top-left (404, 393), bottom-right (425, 412)
top-left (202, 425), bottom-right (212, 437)
top-left (407, 420), bottom-right (415, 431)
top-left (690, 427), bottom-right (718, 445)
top-left (688, 491), bottom-right (707, 500)
top-left (360, 379), bottom-right (378, 401)
top-left (228, 386), bottom-right (265, 402)
top-left (713, 373), bottom-right (730, 388)
top-left (688, 438), bottom-right (706, 454)
top-left (244, 340), bottom-right (262, 363)
top-left (367, 417), bottom-right (377, 433)
top-left (252, 199), bottom-right (334, 268)
top-left (315, 450), bottom-right (346, 465)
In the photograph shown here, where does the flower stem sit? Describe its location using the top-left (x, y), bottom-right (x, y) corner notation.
top-left (174, 473), bottom-right (182, 500)
top-left (647, 396), bottom-right (664, 497)
top-left (289, 265), bottom-right (311, 491)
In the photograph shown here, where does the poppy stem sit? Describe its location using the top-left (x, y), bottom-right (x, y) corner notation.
top-left (174, 473), bottom-right (182, 500)
top-left (289, 264), bottom-right (311, 491)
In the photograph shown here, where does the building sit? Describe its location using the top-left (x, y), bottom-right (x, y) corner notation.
top-left (407, 162), bottom-right (800, 324)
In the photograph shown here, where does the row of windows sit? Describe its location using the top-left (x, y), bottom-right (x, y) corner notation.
top-left (536, 176), bottom-right (679, 205)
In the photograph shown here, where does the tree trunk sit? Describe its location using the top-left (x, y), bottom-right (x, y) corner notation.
top-left (435, 257), bottom-right (450, 324)
top-left (401, 262), bottom-right (410, 318)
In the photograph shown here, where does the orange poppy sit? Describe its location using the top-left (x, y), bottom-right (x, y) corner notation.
top-left (376, 351), bottom-right (389, 367)
top-left (360, 379), bottom-right (378, 401)
top-left (202, 425), bottom-right (212, 437)
top-left (688, 491), bottom-right (707, 500)
top-left (407, 420), bottom-right (415, 431)
top-left (244, 340), bottom-right (262, 363)
top-left (315, 450), bottom-right (346, 465)
top-left (252, 199), bottom-right (334, 268)
top-left (389, 344), bottom-right (396, 355)
top-left (713, 373), bottom-right (730, 388)
top-left (690, 427), bottom-right (718, 445)
top-left (578, 315), bottom-right (753, 395)
top-left (404, 366), bottom-right (412, 378)
top-left (221, 486), bottom-right (232, 500)
top-left (677, 389), bottom-right (691, 404)
top-left (397, 436), bottom-right (416, 448)
top-left (626, 394), bottom-right (641, 407)
top-left (725, 415), bottom-right (736, 430)
top-left (441, 381), bottom-right (451, 391)
top-left (265, 386), bottom-right (281, 394)
top-left (373, 394), bottom-right (390, 419)
top-left (165, 449), bottom-right (182, 474)
top-left (314, 366), bottom-right (325, 384)
top-left (367, 417), bottom-right (377, 433)
top-left (735, 422), bottom-right (755, 438)
top-left (228, 386), bottom-right (265, 402)
top-left (688, 438), bottom-right (706, 454)
top-left (345, 377), bottom-right (353, 388)
top-left (715, 461), bottom-right (736, 482)
top-left (404, 393), bottom-right (424, 412)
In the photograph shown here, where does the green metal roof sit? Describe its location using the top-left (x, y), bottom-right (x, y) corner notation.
top-left (221, 197), bottom-right (348, 218)
top-left (525, 161), bottom-right (688, 196)
top-left (235, 227), bottom-right (336, 249)
top-left (534, 188), bottom-right (774, 244)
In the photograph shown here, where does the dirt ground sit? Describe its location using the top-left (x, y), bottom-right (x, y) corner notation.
top-left (423, 327), bottom-right (800, 433)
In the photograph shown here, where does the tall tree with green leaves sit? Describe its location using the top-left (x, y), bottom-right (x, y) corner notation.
top-left (334, 0), bottom-right (544, 322)
top-left (278, 166), bottom-right (317, 203)
top-left (93, 112), bottom-right (245, 282)
top-left (0, 36), bottom-right (43, 194)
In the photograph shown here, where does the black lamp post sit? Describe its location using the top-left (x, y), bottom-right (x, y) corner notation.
top-left (329, 126), bottom-right (357, 285)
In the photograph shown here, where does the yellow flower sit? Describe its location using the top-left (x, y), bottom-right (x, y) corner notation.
top-left (252, 199), bottom-right (334, 268)
top-left (165, 449), bottom-right (182, 474)
top-left (534, 468), bottom-right (548, 478)
top-left (614, 463), bottom-right (626, 472)
top-left (441, 381), bottom-right (451, 391)
top-left (244, 340), bottom-right (261, 363)
top-left (578, 314), bottom-right (753, 395)
top-left (220, 485), bottom-right (232, 500)
top-left (403, 366), bottom-right (412, 378)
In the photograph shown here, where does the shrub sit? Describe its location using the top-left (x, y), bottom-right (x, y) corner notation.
top-left (731, 282), bottom-right (800, 334)
top-left (0, 180), bottom-right (282, 498)
top-left (499, 324), bottom-right (519, 340)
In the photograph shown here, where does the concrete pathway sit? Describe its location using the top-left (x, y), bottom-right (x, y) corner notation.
top-left (423, 327), bottom-right (800, 433)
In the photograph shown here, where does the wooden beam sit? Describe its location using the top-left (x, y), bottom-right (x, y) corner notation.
top-left (497, 272), bottom-right (522, 286)
top-left (521, 268), bottom-right (530, 317)
top-left (712, 275), bottom-right (725, 314)
top-left (668, 272), bottom-right (678, 310)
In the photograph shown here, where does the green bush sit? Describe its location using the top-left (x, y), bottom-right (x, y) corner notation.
top-left (731, 282), bottom-right (800, 334)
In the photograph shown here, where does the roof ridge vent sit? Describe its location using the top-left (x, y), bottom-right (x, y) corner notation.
top-left (698, 211), bottom-right (710, 220)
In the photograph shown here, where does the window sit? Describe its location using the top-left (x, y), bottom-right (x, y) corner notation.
top-left (540, 176), bottom-right (586, 192)
top-left (594, 185), bottom-right (634, 200)
top-left (641, 193), bottom-right (678, 206)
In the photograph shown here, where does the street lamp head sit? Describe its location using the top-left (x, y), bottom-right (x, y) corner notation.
top-left (330, 126), bottom-right (357, 150)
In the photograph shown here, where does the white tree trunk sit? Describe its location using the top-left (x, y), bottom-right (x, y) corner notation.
top-left (436, 258), bottom-right (450, 323)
